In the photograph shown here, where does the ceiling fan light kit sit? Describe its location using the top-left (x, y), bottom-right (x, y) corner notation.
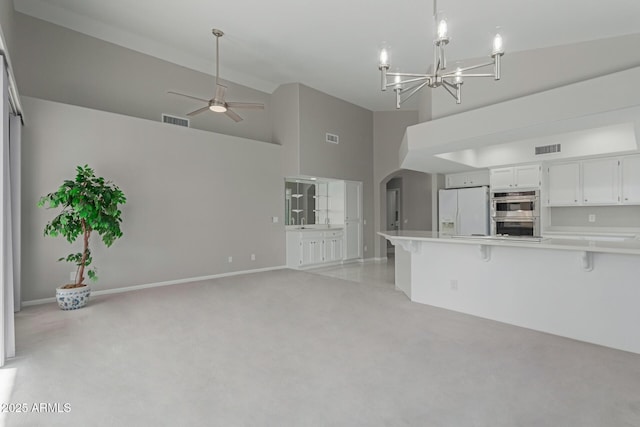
top-left (168, 28), bottom-right (264, 122)
top-left (378, 0), bottom-right (505, 108)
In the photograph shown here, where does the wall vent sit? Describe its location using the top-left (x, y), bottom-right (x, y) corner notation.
top-left (326, 133), bottom-right (339, 144)
top-left (535, 143), bottom-right (561, 155)
top-left (162, 114), bottom-right (190, 128)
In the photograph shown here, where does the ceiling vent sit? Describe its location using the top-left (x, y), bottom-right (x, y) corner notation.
top-left (326, 133), bottom-right (339, 144)
top-left (535, 143), bottom-right (561, 155)
top-left (162, 114), bottom-right (190, 128)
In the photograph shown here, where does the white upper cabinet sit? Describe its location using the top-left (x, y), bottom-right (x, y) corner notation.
top-left (582, 158), bottom-right (620, 205)
top-left (445, 170), bottom-right (489, 188)
top-left (547, 163), bottom-right (580, 206)
top-left (489, 167), bottom-right (515, 189)
top-left (514, 165), bottom-right (542, 189)
top-left (544, 155), bottom-right (640, 207)
top-left (621, 155), bottom-right (640, 204)
top-left (490, 165), bottom-right (541, 190)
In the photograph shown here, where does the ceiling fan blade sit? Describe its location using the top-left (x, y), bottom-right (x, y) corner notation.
top-left (226, 102), bottom-right (265, 110)
top-left (168, 91), bottom-right (212, 103)
top-left (187, 106), bottom-right (211, 116)
top-left (224, 108), bottom-right (243, 122)
top-left (215, 84), bottom-right (227, 102)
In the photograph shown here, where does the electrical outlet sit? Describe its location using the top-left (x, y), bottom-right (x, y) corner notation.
top-left (228, 256), bottom-right (233, 263)
top-left (251, 254), bottom-right (256, 261)
top-left (364, 245), bottom-right (368, 252)
top-left (450, 279), bottom-right (458, 291)
top-left (272, 216), bottom-right (279, 223)
top-left (588, 214), bottom-right (596, 223)
top-left (70, 271), bottom-right (76, 282)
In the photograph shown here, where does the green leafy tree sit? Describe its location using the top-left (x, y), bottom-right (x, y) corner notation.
top-left (38, 165), bottom-right (126, 287)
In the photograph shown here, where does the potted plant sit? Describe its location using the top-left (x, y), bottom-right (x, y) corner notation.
top-left (38, 165), bottom-right (126, 310)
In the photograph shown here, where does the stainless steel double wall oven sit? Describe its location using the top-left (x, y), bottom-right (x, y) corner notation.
top-left (490, 190), bottom-right (540, 237)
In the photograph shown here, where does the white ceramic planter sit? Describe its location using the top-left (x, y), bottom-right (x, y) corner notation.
top-left (56, 285), bottom-right (91, 310)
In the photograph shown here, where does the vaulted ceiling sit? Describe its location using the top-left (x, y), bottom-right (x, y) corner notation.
top-left (13, 0), bottom-right (640, 111)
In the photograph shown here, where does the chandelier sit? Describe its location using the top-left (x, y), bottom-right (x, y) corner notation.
top-left (378, 0), bottom-right (505, 107)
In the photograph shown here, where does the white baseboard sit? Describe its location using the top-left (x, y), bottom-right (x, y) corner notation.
top-left (22, 265), bottom-right (288, 307)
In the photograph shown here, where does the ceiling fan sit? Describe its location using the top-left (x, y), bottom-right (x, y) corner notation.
top-left (168, 29), bottom-right (264, 122)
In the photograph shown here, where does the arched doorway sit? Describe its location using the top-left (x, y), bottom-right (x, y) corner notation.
top-left (377, 169), bottom-right (432, 259)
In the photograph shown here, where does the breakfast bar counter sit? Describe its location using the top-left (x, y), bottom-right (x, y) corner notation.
top-left (379, 230), bottom-right (640, 354)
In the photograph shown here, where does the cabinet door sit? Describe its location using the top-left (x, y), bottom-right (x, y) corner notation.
top-left (547, 163), bottom-right (580, 205)
top-left (490, 167), bottom-right (515, 189)
top-left (621, 155), bottom-right (640, 204)
top-left (333, 239), bottom-right (343, 261)
top-left (301, 239), bottom-right (314, 265)
top-left (582, 158), bottom-right (620, 205)
top-left (302, 239), bottom-right (323, 265)
top-left (514, 165), bottom-right (541, 188)
top-left (465, 170), bottom-right (490, 187)
top-left (445, 173), bottom-right (467, 189)
top-left (345, 181), bottom-right (361, 221)
top-left (323, 239), bottom-right (341, 262)
top-left (344, 222), bottom-right (361, 259)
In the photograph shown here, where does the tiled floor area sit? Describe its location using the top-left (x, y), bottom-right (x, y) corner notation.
top-left (306, 256), bottom-right (395, 289)
top-left (7, 258), bottom-right (640, 426)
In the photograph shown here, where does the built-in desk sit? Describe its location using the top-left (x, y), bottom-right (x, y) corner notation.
top-left (379, 231), bottom-right (640, 354)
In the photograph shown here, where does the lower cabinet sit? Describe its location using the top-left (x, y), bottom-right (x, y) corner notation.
top-left (324, 230), bottom-right (344, 262)
top-left (286, 230), bottom-right (345, 267)
top-left (301, 237), bottom-right (323, 265)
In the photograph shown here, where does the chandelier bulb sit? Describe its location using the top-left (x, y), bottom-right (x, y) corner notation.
top-left (379, 48), bottom-right (389, 68)
top-left (437, 19), bottom-right (448, 40)
top-left (492, 33), bottom-right (504, 55)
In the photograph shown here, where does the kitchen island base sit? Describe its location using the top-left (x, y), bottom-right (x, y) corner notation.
top-left (384, 232), bottom-right (640, 354)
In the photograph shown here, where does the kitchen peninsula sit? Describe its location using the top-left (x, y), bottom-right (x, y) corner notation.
top-left (379, 230), bottom-right (640, 354)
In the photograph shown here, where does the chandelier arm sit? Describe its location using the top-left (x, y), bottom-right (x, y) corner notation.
top-left (441, 80), bottom-right (458, 89)
top-left (452, 61), bottom-right (496, 74)
top-left (398, 80), bottom-right (430, 94)
top-left (441, 83), bottom-right (459, 102)
top-left (385, 76), bottom-right (432, 89)
top-left (388, 72), bottom-right (434, 78)
top-left (398, 80), bottom-right (431, 105)
top-left (448, 73), bottom-right (495, 78)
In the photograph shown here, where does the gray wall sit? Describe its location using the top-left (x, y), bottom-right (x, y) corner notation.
top-left (271, 83), bottom-right (300, 177)
top-left (11, 13), bottom-right (273, 143)
top-left (550, 206), bottom-right (640, 229)
top-left (373, 110), bottom-right (420, 258)
top-left (400, 171), bottom-right (432, 231)
top-left (297, 84), bottom-right (374, 258)
top-left (0, 0), bottom-right (15, 52)
top-left (427, 33), bottom-right (640, 120)
top-left (22, 97), bottom-right (284, 301)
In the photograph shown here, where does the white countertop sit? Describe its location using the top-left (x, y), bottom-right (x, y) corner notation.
top-left (378, 230), bottom-right (640, 256)
top-left (286, 226), bottom-right (344, 232)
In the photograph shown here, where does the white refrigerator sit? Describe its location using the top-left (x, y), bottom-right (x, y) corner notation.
top-left (438, 186), bottom-right (489, 236)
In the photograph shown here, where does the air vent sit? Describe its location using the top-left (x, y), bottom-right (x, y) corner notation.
top-left (535, 143), bottom-right (561, 155)
top-left (326, 133), bottom-right (339, 144)
top-left (162, 114), bottom-right (190, 128)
